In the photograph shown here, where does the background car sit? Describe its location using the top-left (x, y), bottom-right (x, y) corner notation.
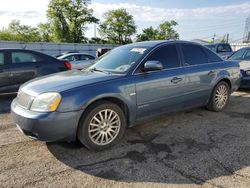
top-left (229, 47), bottom-right (250, 88)
top-left (0, 49), bottom-right (69, 94)
top-left (11, 41), bottom-right (240, 151)
top-left (205, 43), bottom-right (233, 59)
top-left (57, 53), bottom-right (96, 70)
top-left (96, 48), bottom-right (111, 58)
top-left (54, 51), bottom-right (79, 58)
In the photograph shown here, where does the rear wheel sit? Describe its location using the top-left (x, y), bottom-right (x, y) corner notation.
top-left (77, 101), bottom-right (126, 151)
top-left (206, 81), bottom-right (230, 112)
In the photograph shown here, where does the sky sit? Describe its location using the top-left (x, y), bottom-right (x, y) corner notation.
top-left (0, 0), bottom-right (249, 42)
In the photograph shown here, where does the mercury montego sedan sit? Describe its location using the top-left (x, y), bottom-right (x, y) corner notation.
top-left (11, 41), bottom-right (241, 151)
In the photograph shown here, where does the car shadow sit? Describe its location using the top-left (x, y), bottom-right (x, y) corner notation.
top-left (47, 93), bottom-right (250, 185)
top-left (0, 94), bottom-right (16, 114)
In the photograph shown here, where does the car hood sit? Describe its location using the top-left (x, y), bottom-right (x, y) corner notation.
top-left (20, 70), bottom-right (120, 96)
top-left (239, 61), bottom-right (250, 70)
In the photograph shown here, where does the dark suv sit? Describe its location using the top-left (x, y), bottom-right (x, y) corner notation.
top-left (0, 49), bottom-right (68, 94)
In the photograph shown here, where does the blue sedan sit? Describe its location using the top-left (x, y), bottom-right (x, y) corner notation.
top-left (11, 41), bottom-right (241, 151)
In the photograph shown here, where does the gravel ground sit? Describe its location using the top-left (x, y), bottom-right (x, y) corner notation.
top-left (0, 91), bottom-right (250, 188)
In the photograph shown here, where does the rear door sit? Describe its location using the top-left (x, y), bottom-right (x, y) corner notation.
top-left (180, 43), bottom-right (222, 106)
top-left (0, 51), bottom-right (12, 93)
top-left (9, 51), bottom-right (39, 87)
top-left (134, 44), bottom-right (187, 120)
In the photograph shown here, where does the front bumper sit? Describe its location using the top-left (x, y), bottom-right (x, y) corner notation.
top-left (11, 98), bottom-right (82, 142)
top-left (240, 76), bottom-right (250, 89)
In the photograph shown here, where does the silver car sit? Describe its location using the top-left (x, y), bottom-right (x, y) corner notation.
top-left (57, 53), bottom-right (95, 70)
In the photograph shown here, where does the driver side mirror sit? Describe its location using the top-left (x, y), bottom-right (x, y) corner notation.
top-left (142, 61), bottom-right (163, 72)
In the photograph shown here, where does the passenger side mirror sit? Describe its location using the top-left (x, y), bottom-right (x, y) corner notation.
top-left (143, 61), bottom-right (163, 72)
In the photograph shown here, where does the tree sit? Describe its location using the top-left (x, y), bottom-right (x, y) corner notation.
top-left (47, 0), bottom-right (98, 43)
top-left (136, 26), bottom-right (159, 41)
top-left (38, 23), bottom-right (53, 42)
top-left (157, 21), bottom-right (179, 40)
top-left (98, 8), bottom-right (137, 44)
top-left (0, 20), bottom-right (41, 42)
top-left (137, 20), bottom-right (179, 42)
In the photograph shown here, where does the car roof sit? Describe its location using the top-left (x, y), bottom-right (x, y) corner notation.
top-left (58, 53), bottom-right (95, 57)
top-left (121, 40), bottom-right (205, 48)
top-left (236, 46), bottom-right (250, 51)
top-left (0, 48), bottom-right (38, 52)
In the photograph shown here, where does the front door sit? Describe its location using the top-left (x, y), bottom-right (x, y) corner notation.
top-left (134, 44), bottom-right (186, 121)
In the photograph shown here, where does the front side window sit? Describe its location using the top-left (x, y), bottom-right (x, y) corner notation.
top-left (90, 45), bottom-right (150, 73)
top-left (182, 44), bottom-right (208, 65)
top-left (12, 52), bottom-right (40, 63)
top-left (0, 53), bottom-right (4, 65)
top-left (230, 49), bottom-right (246, 60)
top-left (243, 50), bottom-right (250, 60)
top-left (145, 45), bottom-right (180, 69)
top-left (79, 55), bottom-right (95, 60)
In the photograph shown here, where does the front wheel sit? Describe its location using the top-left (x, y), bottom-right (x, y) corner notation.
top-left (77, 101), bottom-right (126, 151)
top-left (206, 81), bottom-right (230, 112)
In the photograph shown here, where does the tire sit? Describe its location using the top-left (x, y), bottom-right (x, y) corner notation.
top-left (206, 81), bottom-right (230, 112)
top-left (77, 101), bottom-right (126, 151)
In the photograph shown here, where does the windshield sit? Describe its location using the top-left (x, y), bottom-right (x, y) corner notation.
top-left (88, 45), bottom-right (150, 74)
top-left (230, 49), bottom-right (250, 61)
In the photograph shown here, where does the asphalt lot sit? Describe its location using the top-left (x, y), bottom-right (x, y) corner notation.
top-left (1, 91), bottom-right (250, 188)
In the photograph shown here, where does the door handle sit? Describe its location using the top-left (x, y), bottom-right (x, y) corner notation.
top-left (208, 70), bottom-right (216, 76)
top-left (171, 77), bottom-right (183, 84)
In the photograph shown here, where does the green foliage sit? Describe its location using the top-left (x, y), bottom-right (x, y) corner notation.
top-left (38, 23), bottom-right (53, 42)
top-left (47, 0), bottom-right (98, 43)
top-left (88, 37), bottom-right (108, 44)
top-left (0, 20), bottom-right (41, 42)
top-left (98, 8), bottom-right (137, 44)
top-left (137, 20), bottom-right (179, 42)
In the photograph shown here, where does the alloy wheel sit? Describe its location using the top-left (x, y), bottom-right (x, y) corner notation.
top-left (88, 109), bottom-right (121, 146)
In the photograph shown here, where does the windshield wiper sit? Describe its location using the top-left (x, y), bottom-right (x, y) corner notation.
top-left (89, 67), bottom-right (111, 74)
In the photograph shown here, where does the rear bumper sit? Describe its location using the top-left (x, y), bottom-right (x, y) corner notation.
top-left (11, 98), bottom-right (82, 142)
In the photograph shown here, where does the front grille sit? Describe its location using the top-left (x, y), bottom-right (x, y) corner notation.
top-left (17, 91), bottom-right (33, 109)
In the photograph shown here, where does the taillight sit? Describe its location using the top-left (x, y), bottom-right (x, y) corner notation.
top-left (64, 60), bottom-right (71, 70)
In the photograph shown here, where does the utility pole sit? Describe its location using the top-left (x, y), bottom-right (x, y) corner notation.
top-left (212, 33), bottom-right (216, 43)
top-left (94, 23), bottom-right (97, 38)
top-left (226, 33), bottom-right (229, 43)
top-left (243, 12), bottom-right (250, 43)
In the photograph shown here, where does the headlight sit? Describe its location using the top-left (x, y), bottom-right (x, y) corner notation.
top-left (246, 70), bottom-right (250, 76)
top-left (30, 92), bottom-right (61, 112)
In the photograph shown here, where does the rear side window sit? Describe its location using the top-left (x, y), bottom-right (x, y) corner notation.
top-left (205, 45), bottom-right (216, 52)
top-left (0, 53), bottom-right (4, 65)
top-left (203, 47), bottom-right (222, 62)
top-left (12, 52), bottom-right (41, 63)
top-left (146, 45), bottom-right (180, 69)
top-left (182, 44), bottom-right (208, 66)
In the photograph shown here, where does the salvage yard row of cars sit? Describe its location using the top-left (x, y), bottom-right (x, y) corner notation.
top-left (0, 40), bottom-right (248, 150)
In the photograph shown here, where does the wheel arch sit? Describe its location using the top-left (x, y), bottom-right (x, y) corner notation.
top-left (77, 96), bottom-right (131, 130)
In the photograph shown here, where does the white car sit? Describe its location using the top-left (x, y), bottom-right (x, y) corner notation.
top-left (57, 53), bottom-right (96, 70)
